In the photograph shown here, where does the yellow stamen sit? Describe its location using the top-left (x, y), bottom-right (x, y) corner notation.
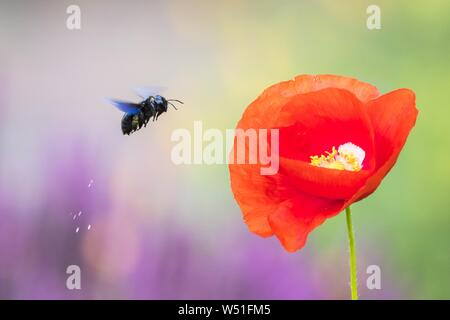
top-left (310, 143), bottom-right (365, 172)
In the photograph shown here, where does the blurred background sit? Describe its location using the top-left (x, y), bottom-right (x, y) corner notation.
top-left (0, 0), bottom-right (449, 299)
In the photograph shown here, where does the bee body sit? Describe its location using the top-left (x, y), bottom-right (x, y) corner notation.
top-left (108, 91), bottom-right (183, 135)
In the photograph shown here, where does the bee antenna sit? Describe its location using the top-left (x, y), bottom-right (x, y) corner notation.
top-left (168, 102), bottom-right (178, 110)
top-left (168, 99), bottom-right (184, 104)
top-left (168, 99), bottom-right (183, 110)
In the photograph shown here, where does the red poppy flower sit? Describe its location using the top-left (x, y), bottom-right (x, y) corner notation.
top-left (229, 74), bottom-right (418, 252)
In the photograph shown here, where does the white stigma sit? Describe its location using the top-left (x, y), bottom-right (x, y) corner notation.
top-left (337, 142), bottom-right (365, 170)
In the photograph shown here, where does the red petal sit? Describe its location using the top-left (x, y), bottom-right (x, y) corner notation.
top-left (238, 74), bottom-right (380, 130)
top-left (279, 157), bottom-right (372, 199)
top-left (351, 89), bottom-right (418, 201)
top-left (268, 195), bottom-right (345, 252)
top-left (276, 88), bottom-right (375, 162)
top-left (229, 157), bottom-right (348, 251)
top-left (275, 88), bottom-right (376, 199)
top-left (291, 74), bottom-right (380, 103)
top-left (229, 163), bottom-right (276, 237)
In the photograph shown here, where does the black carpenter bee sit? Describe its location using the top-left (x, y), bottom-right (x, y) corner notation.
top-left (108, 87), bottom-right (183, 135)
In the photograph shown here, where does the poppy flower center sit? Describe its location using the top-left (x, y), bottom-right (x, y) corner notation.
top-left (310, 142), bottom-right (365, 172)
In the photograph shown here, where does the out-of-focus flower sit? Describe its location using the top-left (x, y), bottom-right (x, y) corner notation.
top-left (229, 75), bottom-right (418, 252)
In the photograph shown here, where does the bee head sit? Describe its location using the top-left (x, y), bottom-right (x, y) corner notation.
top-left (154, 95), bottom-right (168, 112)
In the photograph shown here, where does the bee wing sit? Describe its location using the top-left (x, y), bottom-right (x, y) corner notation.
top-left (107, 98), bottom-right (141, 115)
top-left (133, 86), bottom-right (166, 99)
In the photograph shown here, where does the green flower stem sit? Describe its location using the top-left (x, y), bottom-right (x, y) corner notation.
top-left (345, 206), bottom-right (358, 300)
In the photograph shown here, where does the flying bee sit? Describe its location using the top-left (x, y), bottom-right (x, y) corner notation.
top-left (107, 87), bottom-right (183, 135)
